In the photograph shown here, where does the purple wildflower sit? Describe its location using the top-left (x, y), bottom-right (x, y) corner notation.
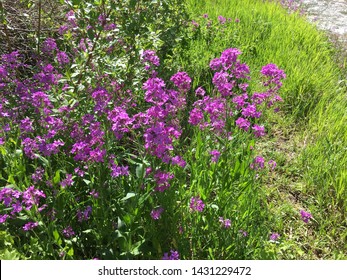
top-left (60, 174), bottom-right (74, 187)
top-left (170, 72), bottom-right (191, 93)
top-left (23, 221), bottom-right (39, 231)
top-left (260, 64), bottom-right (286, 89)
top-left (300, 210), bottom-right (312, 223)
top-left (0, 214), bottom-right (9, 223)
top-left (154, 171), bottom-right (174, 192)
top-left (0, 66), bottom-right (8, 78)
top-left (57, 51), bottom-right (70, 65)
top-left (218, 15), bottom-right (226, 24)
top-left (171, 155), bottom-right (186, 167)
top-left (250, 156), bottom-right (265, 170)
top-left (252, 125), bottom-right (266, 138)
top-left (74, 167), bottom-right (85, 177)
top-left (232, 93), bottom-right (248, 109)
top-left (188, 108), bottom-right (204, 126)
top-left (22, 186), bottom-right (46, 210)
top-left (20, 117), bottom-right (34, 133)
top-left (89, 189), bottom-right (99, 199)
top-left (58, 25), bottom-right (68, 35)
top-left (42, 38), bottom-right (57, 54)
top-left (210, 150), bottom-right (221, 163)
top-left (209, 58), bottom-right (222, 71)
top-left (31, 167), bottom-right (45, 183)
top-left (107, 106), bottom-right (133, 139)
top-left (104, 23), bottom-right (116, 30)
top-left (190, 196), bottom-right (205, 212)
top-left (220, 48), bottom-right (242, 68)
top-left (143, 77), bottom-right (168, 105)
top-left (219, 217), bottom-right (231, 228)
top-left (11, 201), bottom-right (23, 214)
top-left (62, 226), bottom-right (75, 238)
top-left (110, 164), bottom-right (129, 177)
top-left (141, 50), bottom-right (160, 68)
top-left (77, 206), bottom-right (92, 222)
top-left (66, 10), bottom-right (77, 28)
top-left (195, 87), bottom-right (206, 97)
top-left (162, 250), bottom-right (180, 260)
top-left (32, 91), bottom-right (52, 108)
top-left (268, 160), bottom-right (277, 170)
top-left (270, 232), bottom-right (280, 241)
top-left (150, 207), bottom-right (164, 220)
top-left (235, 117), bottom-right (250, 131)
top-left (242, 104), bottom-right (262, 118)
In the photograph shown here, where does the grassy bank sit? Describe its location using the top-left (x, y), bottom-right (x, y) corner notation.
top-left (177, 0), bottom-right (347, 258)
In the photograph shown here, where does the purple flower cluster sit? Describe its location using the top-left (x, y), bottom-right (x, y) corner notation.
top-left (23, 221), bottom-right (39, 231)
top-left (60, 174), bottom-right (74, 187)
top-left (189, 48), bottom-right (285, 141)
top-left (270, 232), bottom-right (280, 241)
top-left (62, 226), bottom-right (75, 238)
top-left (150, 207), bottom-right (164, 220)
top-left (250, 156), bottom-right (265, 170)
top-left (154, 171), bottom-right (174, 192)
top-left (300, 210), bottom-right (312, 223)
top-left (109, 157), bottom-right (129, 177)
top-left (235, 117), bottom-right (250, 131)
top-left (0, 21), bottom-right (287, 259)
top-left (107, 106), bottom-right (133, 139)
top-left (70, 116), bottom-right (106, 163)
top-left (261, 64), bottom-right (286, 85)
top-left (22, 186), bottom-right (46, 211)
top-left (31, 167), bottom-right (45, 183)
top-left (189, 96), bottom-right (229, 134)
top-left (77, 206), bottom-right (92, 223)
top-left (219, 217), bottom-right (231, 228)
top-left (210, 150), bottom-right (221, 163)
top-left (218, 15), bottom-right (227, 25)
top-left (190, 196), bottom-right (205, 212)
top-left (42, 38), bottom-right (57, 55)
top-left (141, 50), bottom-right (160, 70)
top-left (0, 186), bottom-right (47, 220)
top-left (170, 72), bottom-right (191, 93)
top-left (162, 250), bottom-right (180, 260)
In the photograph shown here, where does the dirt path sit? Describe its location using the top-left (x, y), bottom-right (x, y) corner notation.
top-left (302, 0), bottom-right (347, 48)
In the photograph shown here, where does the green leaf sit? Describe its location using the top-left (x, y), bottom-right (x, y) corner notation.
top-left (53, 230), bottom-right (62, 246)
top-left (135, 164), bottom-right (144, 179)
top-left (210, 204), bottom-right (219, 211)
top-left (83, 179), bottom-right (91, 185)
top-left (53, 170), bottom-right (60, 185)
top-left (121, 192), bottom-right (136, 201)
top-left (67, 247), bottom-right (74, 257)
